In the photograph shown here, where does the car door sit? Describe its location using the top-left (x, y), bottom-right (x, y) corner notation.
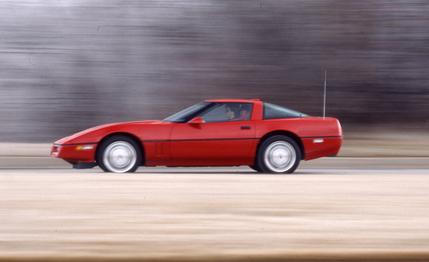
top-left (168, 102), bottom-right (257, 166)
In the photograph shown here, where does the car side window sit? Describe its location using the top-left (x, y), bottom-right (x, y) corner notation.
top-left (200, 103), bottom-right (252, 123)
top-left (263, 103), bottom-right (306, 119)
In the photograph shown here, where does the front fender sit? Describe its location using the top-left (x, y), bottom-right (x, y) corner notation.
top-left (54, 123), bottom-right (119, 145)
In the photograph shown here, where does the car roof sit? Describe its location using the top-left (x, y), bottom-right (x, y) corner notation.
top-left (205, 98), bottom-right (261, 103)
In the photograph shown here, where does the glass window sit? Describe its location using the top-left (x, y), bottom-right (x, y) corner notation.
top-left (263, 103), bottom-right (306, 119)
top-left (201, 103), bottom-right (252, 123)
top-left (163, 102), bottom-right (212, 123)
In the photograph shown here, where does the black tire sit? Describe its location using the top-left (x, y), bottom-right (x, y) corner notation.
top-left (256, 135), bottom-right (301, 174)
top-left (96, 135), bottom-right (142, 173)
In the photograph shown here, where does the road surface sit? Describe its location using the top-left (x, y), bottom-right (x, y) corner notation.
top-left (1, 157), bottom-right (429, 262)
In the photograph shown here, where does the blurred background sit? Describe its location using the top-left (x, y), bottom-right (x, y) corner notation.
top-left (2, 3), bottom-right (429, 260)
top-left (0, 0), bottom-right (428, 143)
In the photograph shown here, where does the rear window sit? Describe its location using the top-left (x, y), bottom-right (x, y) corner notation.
top-left (263, 103), bottom-right (306, 119)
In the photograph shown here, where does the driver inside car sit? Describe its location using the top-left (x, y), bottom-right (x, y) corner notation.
top-left (225, 105), bottom-right (237, 120)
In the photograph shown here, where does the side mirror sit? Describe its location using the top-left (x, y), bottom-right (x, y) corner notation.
top-left (188, 116), bottom-right (205, 125)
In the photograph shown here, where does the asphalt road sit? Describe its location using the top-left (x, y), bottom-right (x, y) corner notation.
top-left (1, 158), bottom-right (429, 262)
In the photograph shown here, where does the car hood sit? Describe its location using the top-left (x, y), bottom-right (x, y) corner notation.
top-left (54, 120), bottom-right (163, 145)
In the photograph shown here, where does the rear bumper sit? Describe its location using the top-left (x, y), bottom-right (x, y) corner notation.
top-left (51, 143), bottom-right (97, 164)
top-left (302, 136), bottom-right (342, 160)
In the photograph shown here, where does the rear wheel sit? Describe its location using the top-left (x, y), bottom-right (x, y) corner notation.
top-left (97, 136), bottom-right (142, 173)
top-left (257, 135), bottom-right (301, 174)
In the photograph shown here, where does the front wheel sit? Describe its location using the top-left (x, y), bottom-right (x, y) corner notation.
top-left (97, 136), bottom-right (142, 173)
top-left (257, 135), bottom-right (301, 174)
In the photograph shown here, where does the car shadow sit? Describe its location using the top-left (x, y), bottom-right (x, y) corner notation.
top-left (133, 170), bottom-right (329, 175)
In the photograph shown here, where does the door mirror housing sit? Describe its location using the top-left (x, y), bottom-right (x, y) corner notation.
top-left (188, 116), bottom-right (205, 125)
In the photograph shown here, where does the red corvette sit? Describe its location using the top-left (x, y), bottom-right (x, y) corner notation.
top-left (51, 99), bottom-right (342, 174)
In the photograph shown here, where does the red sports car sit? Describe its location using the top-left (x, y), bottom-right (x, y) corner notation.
top-left (51, 99), bottom-right (342, 174)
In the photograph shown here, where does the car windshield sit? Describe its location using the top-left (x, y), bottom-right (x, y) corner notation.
top-left (163, 102), bottom-right (212, 123)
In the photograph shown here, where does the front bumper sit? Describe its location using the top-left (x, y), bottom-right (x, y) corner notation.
top-left (51, 143), bottom-right (97, 164)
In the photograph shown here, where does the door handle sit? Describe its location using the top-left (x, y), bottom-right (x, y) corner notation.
top-left (240, 125), bottom-right (251, 130)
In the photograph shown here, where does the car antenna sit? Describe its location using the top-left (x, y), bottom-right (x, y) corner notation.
top-left (323, 70), bottom-right (327, 119)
